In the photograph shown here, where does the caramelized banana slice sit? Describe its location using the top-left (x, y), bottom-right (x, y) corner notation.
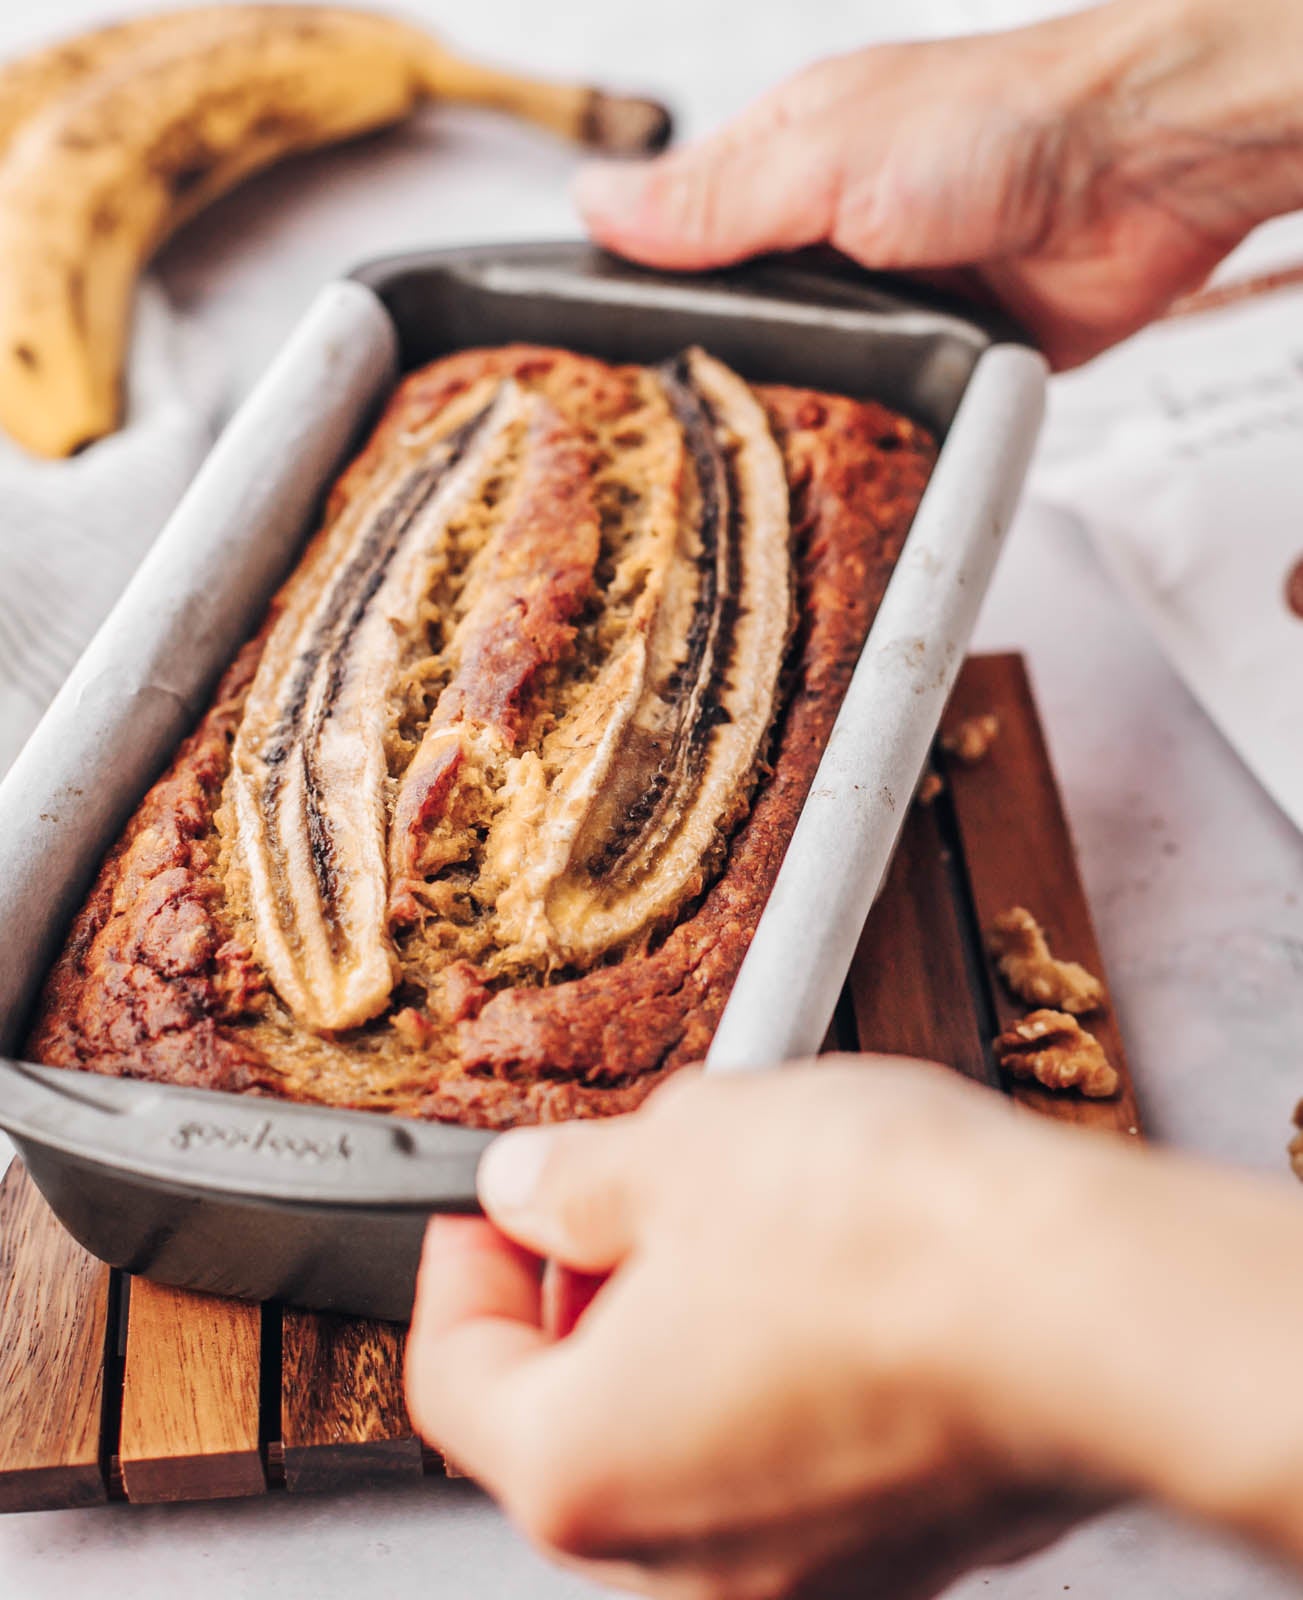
top-left (235, 347), bottom-right (791, 1023)
top-left (490, 347), bottom-right (793, 964)
top-left (231, 382), bottom-right (523, 1032)
top-left (387, 395), bottom-right (601, 910)
top-left (482, 382), bottom-right (685, 960)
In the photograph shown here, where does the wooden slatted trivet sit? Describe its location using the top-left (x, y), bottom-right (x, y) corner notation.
top-left (0, 653), bottom-right (1141, 1513)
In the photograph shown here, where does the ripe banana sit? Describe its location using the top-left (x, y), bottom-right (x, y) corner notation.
top-left (0, 9), bottom-right (234, 159)
top-left (0, 7), bottom-right (672, 458)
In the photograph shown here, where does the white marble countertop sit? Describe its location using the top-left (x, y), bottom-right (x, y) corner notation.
top-left (2, 1), bottom-right (1303, 1596)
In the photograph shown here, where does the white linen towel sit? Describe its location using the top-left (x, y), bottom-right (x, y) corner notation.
top-left (0, 281), bottom-right (225, 775)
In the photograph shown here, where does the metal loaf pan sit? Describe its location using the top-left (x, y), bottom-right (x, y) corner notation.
top-left (0, 244), bottom-right (1045, 1319)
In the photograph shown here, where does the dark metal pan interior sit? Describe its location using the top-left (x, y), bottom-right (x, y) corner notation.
top-left (352, 242), bottom-right (1022, 441)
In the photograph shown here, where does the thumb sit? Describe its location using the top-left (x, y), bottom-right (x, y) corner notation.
top-left (573, 116), bottom-right (845, 271)
top-left (477, 1116), bottom-right (647, 1272)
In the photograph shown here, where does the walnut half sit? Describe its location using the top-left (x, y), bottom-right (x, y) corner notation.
top-left (1290, 1102), bottom-right (1303, 1182)
top-left (988, 906), bottom-right (1105, 1015)
top-left (942, 712), bottom-right (1000, 764)
top-left (994, 1010), bottom-right (1119, 1099)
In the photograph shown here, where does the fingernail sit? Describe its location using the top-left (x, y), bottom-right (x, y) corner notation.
top-left (572, 159), bottom-right (645, 219)
top-left (478, 1127), bottom-right (554, 1216)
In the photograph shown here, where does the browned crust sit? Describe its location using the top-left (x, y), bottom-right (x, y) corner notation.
top-left (25, 350), bottom-right (935, 1126)
top-left (27, 639), bottom-right (275, 1092)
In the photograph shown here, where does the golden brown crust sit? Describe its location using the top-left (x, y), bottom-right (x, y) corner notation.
top-left (28, 639), bottom-right (276, 1093)
top-left (26, 347), bottom-right (935, 1126)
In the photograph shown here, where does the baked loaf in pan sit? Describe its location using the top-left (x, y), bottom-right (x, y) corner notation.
top-left (27, 344), bottom-right (934, 1126)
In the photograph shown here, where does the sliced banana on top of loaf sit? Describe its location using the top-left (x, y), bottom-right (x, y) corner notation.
top-left (224, 347), bottom-right (794, 1035)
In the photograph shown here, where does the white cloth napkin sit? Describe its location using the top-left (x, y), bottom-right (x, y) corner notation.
top-left (0, 280), bottom-right (225, 775)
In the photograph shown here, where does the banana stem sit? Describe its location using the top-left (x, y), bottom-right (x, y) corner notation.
top-left (414, 43), bottom-right (671, 155)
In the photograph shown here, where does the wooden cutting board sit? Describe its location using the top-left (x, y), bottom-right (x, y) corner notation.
top-left (0, 653), bottom-right (1141, 1512)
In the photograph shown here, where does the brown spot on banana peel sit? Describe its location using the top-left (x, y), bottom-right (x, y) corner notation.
top-left (0, 9), bottom-right (435, 457)
top-left (89, 202), bottom-right (121, 238)
top-left (0, 8), bottom-right (243, 157)
top-left (0, 6), bottom-right (672, 457)
top-left (65, 267), bottom-right (87, 340)
top-left (0, 7), bottom-right (673, 455)
top-left (158, 153), bottom-right (219, 202)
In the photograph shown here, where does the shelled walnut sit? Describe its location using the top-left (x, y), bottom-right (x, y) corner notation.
top-left (988, 906), bottom-right (1105, 1015)
top-left (994, 1010), bottom-right (1119, 1099)
top-left (942, 711), bottom-right (1000, 764)
top-left (1290, 1103), bottom-right (1303, 1182)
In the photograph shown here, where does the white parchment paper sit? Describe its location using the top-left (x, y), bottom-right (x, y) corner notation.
top-left (1034, 257), bottom-right (1303, 837)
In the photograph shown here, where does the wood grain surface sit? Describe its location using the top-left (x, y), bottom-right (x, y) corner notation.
top-left (118, 1278), bottom-right (265, 1503)
top-left (0, 652), bottom-right (1144, 1515)
top-left (281, 1311), bottom-right (423, 1492)
top-left (848, 789), bottom-right (996, 1084)
top-left (941, 653), bottom-right (1143, 1139)
top-left (0, 1162), bottom-right (110, 1511)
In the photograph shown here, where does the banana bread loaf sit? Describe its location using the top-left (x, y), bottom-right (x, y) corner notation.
top-left (26, 344), bottom-right (934, 1126)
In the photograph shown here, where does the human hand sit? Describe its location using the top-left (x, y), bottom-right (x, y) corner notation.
top-left (406, 1061), bottom-right (1121, 1598)
top-left (574, 0), bottom-right (1303, 368)
top-left (407, 1057), bottom-right (1303, 1595)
